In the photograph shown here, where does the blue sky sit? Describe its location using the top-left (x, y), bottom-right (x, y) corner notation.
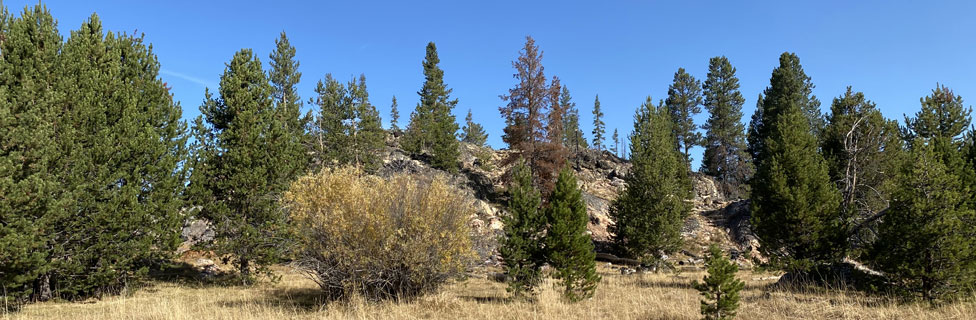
top-left (7, 0), bottom-right (976, 169)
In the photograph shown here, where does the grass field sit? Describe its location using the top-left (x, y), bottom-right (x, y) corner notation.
top-left (3, 265), bottom-right (973, 320)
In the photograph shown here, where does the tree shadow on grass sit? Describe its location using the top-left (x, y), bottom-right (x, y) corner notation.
top-left (457, 295), bottom-right (513, 304)
top-left (217, 286), bottom-right (332, 312)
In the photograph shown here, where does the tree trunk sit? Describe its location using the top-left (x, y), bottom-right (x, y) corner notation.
top-left (33, 273), bottom-right (52, 302)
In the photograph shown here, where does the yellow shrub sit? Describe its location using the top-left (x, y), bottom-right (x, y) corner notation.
top-left (284, 167), bottom-right (475, 300)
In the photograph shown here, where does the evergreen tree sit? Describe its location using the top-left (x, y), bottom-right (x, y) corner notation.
top-left (821, 88), bottom-right (903, 253)
top-left (402, 42), bottom-right (460, 172)
top-left (53, 15), bottom-right (188, 299)
top-left (612, 128), bottom-right (619, 157)
top-left (390, 95), bottom-right (400, 131)
top-left (498, 36), bottom-right (567, 194)
top-left (750, 105), bottom-right (841, 272)
top-left (499, 162), bottom-right (546, 299)
top-left (189, 49), bottom-right (295, 282)
top-left (748, 52), bottom-right (823, 166)
top-left (268, 31), bottom-right (309, 178)
top-left (309, 74), bottom-right (384, 171)
top-left (461, 108), bottom-right (488, 146)
top-left (693, 245), bottom-right (744, 320)
top-left (592, 95), bottom-right (605, 151)
top-left (903, 85), bottom-right (972, 172)
top-left (701, 57), bottom-right (752, 198)
top-left (546, 167), bottom-right (600, 302)
top-left (666, 67), bottom-right (703, 160)
top-left (560, 86), bottom-right (588, 151)
top-left (609, 98), bottom-right (692, 263)
top-left (0, 4), bottom-right (64, 302)
top-left (869, 141), bottom-right (976, 301)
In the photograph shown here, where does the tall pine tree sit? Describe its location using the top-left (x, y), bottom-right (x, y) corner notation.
top-left (389, 95), bottom-right (400, 131)
top-left (546, 167), bottom-right (599, 302)
top-left (189, 49), bottom-right (297, 282)
top-left (560, 86), bottom-right (588, 151)
top-left (821, 87), bottom-right (903, 254)
top-left (0, 4), bottom-right (64, 302)
top-left (748, 52), bottom-right (823, 165)
top-left (610, 98), bottom-right (692, 263)
top-left (402, 42), bottom-right (460, 172)
top-left (499, 162), bottom-right (546, 299)
top-left (701, 57), bottom-right (752, 198)
top-left (268, 31), bottom-right (309, 175)
top-left (666, 67), bottom-right (703, 161)
top-left (592, 95), bottom-right (605, 151)
top-left (499, 36), bottom-right (567, 194)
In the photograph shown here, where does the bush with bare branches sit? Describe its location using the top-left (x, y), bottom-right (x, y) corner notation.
top-left (284, 167), bottom-right (475, 300)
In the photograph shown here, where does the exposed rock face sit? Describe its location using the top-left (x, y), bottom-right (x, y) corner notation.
top-left (177, 137), bottom-right (765, 270)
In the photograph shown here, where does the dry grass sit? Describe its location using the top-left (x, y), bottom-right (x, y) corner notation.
top-left (3, 265), bottom-right (973, 320)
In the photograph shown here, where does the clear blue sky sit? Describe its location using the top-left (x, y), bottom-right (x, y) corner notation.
top-left (8, 0), bottom-right (976, 169)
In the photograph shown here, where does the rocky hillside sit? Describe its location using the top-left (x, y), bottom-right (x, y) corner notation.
top-left (180, 139), bottom-right (765, 272)
top-left (373, 139), bottom-right (764, 269)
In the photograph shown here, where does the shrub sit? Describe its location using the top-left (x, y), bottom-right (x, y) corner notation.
top-left (284, 167), bottom-right (474, 300)
top-left (693, 245), bottom-right (744, 320)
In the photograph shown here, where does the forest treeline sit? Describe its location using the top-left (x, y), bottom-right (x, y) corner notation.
top-left (1, 3), bottom-right (974, 312)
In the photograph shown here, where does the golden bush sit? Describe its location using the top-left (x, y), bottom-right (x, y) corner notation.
top-left (284, 167), bottom-right (475, 300)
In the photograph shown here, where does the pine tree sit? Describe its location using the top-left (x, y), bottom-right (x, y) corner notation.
top-left (546, 167), bottom-right (600, 302)
top-left (461, 108), bottom-right (488, 146)
top-left (499, 162), bottom-right (546, 299)
top-left (612, 129), bottom-right (620, 157)
top-left (693, 245), bottom-right (744, 320)
top-left (189, 49), bottom-right (294, 282)
top-left (903, 85), bottom-right (972, 172)
top-left (310, 74), bottom-right (349, 167)
top-left (821, 87), bottom-right (903, 253)
top-left (402, 42), bottom-right (460, 172)
top-left (50, 15), bottom-right (189, 299)
top-left (592, 95), bottom-right (605, 151)
top-left (701, 56), bottom-right (752, 198)
top-left (750, 105), bottom-right (841, 272)
top-left (560, 86), bottom-right (588, 151)
top-left (749, 52), bottom-right (823, 167)
top-left (348, 74), bottom-right (386, 171)
top-left (610, 98), bottom-right (692, 263)
top-left (869, 141), bottom-right (976, 301)
top-left (0, 4), bottom-right (64, 302)
top-left (666, 68), bottom-right (703, 161)
top-left (268, 31), bottom-right (309, 175)
top-left (390, 95), bottom-right (400, 131)
top-left (498, 36), bottom-right (567, 194)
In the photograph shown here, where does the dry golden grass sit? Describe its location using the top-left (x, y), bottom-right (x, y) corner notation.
top-left (3, 265), bottom-right (973, 320)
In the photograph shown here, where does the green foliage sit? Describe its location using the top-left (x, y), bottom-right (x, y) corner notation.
top-left (611, 128), bottom-right (620, 157)
top-left (868, 141), bottom-right (976, 301)
top-left (402, 42), bottom-right (460, 172)
top-left (546, 168), bottom-right (600, 302)
top-left (499, 162), bottom-right (546, 299)
top-left (189, 48), bottom-right (299, 282)
top-left (748, 52), bottom-right (823, 164)
top-left (461, 108), bottom-right (488, 146)
top-left (268, 31), bottom-right (310, 175)
top-left (389, 95), bottom-right (400, 131)
top-left (310, 74), bottom-right (385, 172)
top-left (666, 67), bottom-right (703, 160)
top-left (821, 87), bottom-right (903, 254)
top-left (903, 85), bottom-right (972, 173)
top-left (610, 98), bottom-right (692, 262)
top-left (560, 86), bottom-right (588, 150)
top-left (0, 4), bottom-right (63, 303)
top-left (750, 107), bottom-right (841, 272)
top-left (592, 95), bottom-right (605, 151)
top-left (693, 245), bottom-right (744, 320)
top-left (285, 167), bottom-right (474, 300)
top-left (2, 6), bottom-right (187, 303)
top-left (701, 56), bottom-right (752, 198)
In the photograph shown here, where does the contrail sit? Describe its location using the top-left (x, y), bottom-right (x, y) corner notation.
top-left (160, 69), bottom-right (215, 89)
